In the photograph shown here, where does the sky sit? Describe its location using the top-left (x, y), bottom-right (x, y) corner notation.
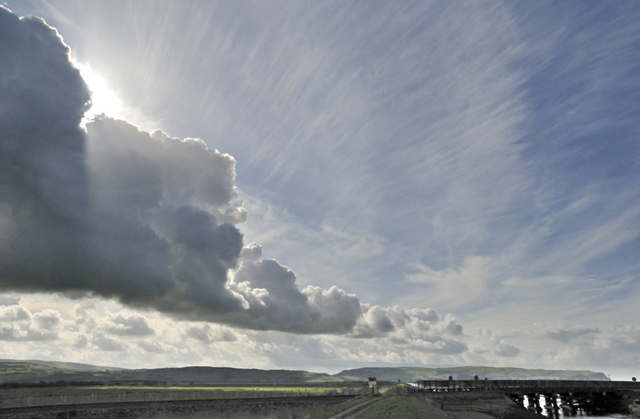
top-left (1, 1), bottom-right (639, 379)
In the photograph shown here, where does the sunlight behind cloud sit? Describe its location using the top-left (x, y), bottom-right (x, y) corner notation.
top-left (73, 59), bottom-right (124, 123)
top-left (72, 58), bottom-right (159, 131)
top-left (3, 0), bottom-right (640, 378)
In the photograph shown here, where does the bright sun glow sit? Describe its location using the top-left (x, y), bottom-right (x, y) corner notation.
top-left (72, 59), bottom-right (159, 131)
top-left (72, 59), bottom-right (125, 124)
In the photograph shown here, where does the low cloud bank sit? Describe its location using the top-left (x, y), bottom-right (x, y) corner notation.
top-left (0, 296), bottom-right (521, 370)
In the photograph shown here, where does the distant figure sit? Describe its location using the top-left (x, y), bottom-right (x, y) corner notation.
top-left (368, 377), bottom-right (378, 395)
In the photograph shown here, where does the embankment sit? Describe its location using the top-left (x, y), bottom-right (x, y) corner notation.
top-left (424, 391), bottom-right (541, 419)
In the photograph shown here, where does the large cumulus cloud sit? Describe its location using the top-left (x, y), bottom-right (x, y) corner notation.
top-left (0, 5), bottom-right (478, 370)
top-left (230, 244), bottom-right (360, 333)
top-left (0, 7), bottom-right (92, 296)
top-left (0, 6), bottom-right (366, 334)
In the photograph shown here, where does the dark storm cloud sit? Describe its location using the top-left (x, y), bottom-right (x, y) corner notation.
top-left (0, 6), bottom-right (92, 296)
top-left (0, 6), bottom-right (368, 335)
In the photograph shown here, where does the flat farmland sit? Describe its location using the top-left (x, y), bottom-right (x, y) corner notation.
top-left (0, 396), bottom-right (359, 419)
top-left (0, 384), bottom-right (356, 409)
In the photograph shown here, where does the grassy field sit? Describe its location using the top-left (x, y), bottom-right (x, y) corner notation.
top-left (137, 395), bottom-right (445, 419)
top-left (356, 396), bottom-right (445, 419)
top-left (0, 385), bottom-right (351, 409)
top-left (308, 396), bottom-right (377, 419)
top-left (308, 392), bottom-right (445, 419)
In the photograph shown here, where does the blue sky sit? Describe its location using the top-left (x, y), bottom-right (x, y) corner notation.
top-left (1, 1), bottom-right (639, 378)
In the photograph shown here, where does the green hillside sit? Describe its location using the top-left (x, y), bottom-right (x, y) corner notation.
top-left (335, 366), bottom-right (609, 382)
top-left (0, 359), bottom-right (124, 371)
top-left (0, 360), bottom-right (342, 384)
top-left (0, 360), bottom-right (609, 385)
top-left (104, 366), bottom-right (343, 384)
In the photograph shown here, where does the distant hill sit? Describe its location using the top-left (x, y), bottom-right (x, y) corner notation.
top-left (0, 360), bottom-right (341, 384)
top-left (102, 366), bottom-right (344, 384)
top-left (335, 366), bottom-right (610, 382)
top-left (0, 359), bottom-right (124, 371)
top-left (0, 360), bottom-right (609, 385)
